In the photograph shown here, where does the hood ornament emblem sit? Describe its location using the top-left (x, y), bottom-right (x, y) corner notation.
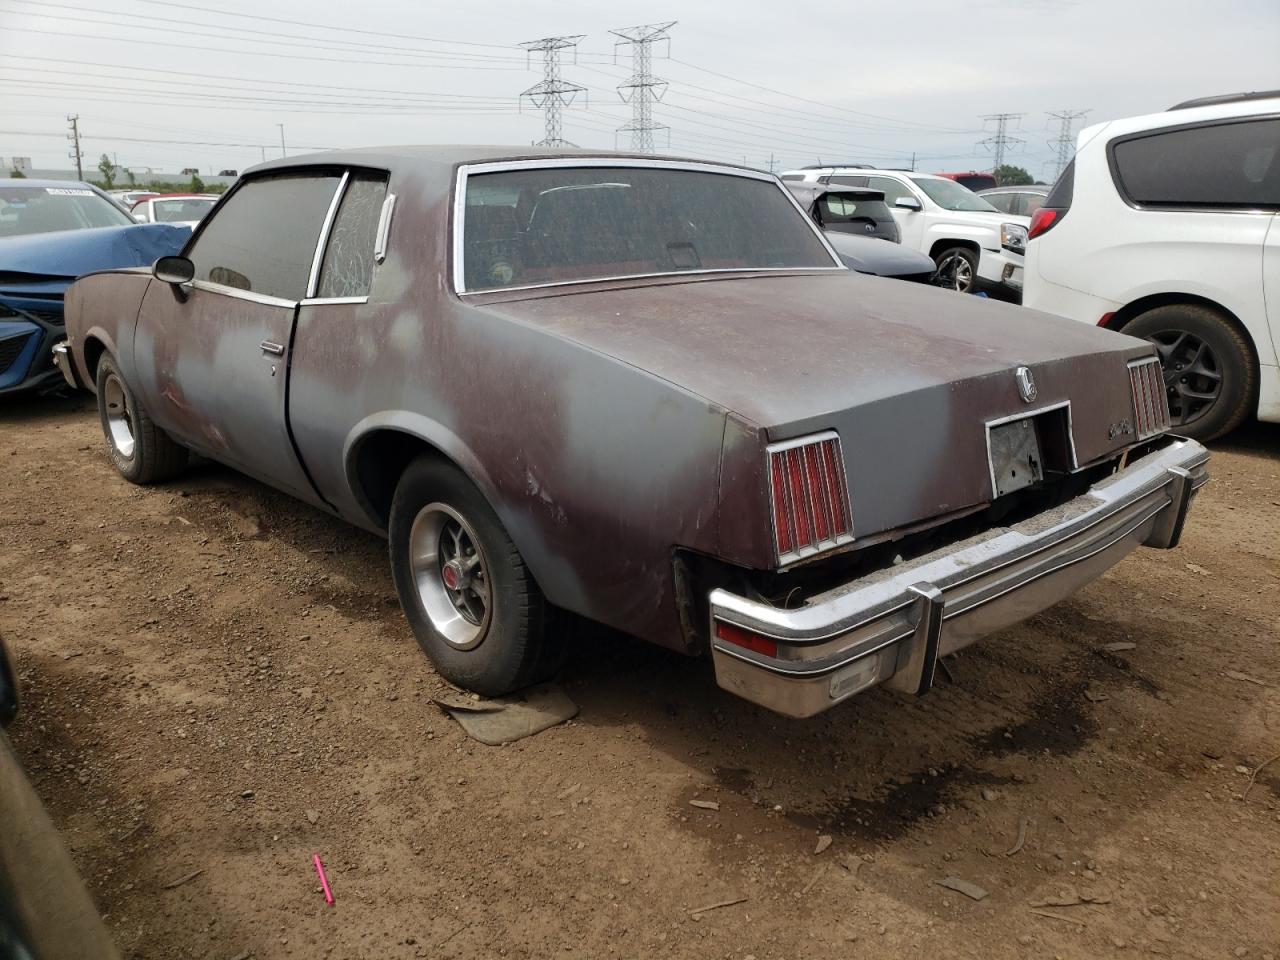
top-left (1015, 366), bottom-right (1037, 403)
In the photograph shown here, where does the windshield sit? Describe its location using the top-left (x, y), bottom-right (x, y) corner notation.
top-left (152, 197), bottom-right (216, 223)
top-left (460, 166), bottom-right (836, 292)
top-left (0, 185), bottom-right (133, 238)
top-left (910, 177), bottom-right (999, 212)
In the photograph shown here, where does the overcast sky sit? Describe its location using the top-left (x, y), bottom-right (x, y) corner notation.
top-left (1, 0), bottom-right (1277, 179)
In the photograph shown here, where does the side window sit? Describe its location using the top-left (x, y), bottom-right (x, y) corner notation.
top-left (866, 176), bottom-right (913, 205)
top-left (316, 172), bottom-right (389, 299)
top-left (1111, 118), bottom-right (1280, 209)
top-left (187, 173), bottom-right (340, 300)
top-left (828, 175), bottom-right (869, 188)
top-left (1022, 193), bottom-right (1046, 216)
top-left (984, 192), bottom-right (1013, 213)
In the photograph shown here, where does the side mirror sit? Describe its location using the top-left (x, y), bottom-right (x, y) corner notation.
top-left (154, 256), bottom-right (195, 285)
top-left (894, 196), bottom-right (923, 212)
top-left (0, 636), bottom-right (18, 728)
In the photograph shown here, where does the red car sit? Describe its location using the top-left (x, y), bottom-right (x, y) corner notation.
top-left (935, 170), bottom-right (999, 192)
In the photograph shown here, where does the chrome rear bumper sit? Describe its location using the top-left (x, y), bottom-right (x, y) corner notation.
top-left (709, 436), bottom-right (1209, 718)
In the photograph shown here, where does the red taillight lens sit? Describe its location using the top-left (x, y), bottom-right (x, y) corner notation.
top-left (767, 433), bottom-right (854, 563)
top-left (1027, 207), bottom-right (1061, 240)
top-left (714, 621), bottom-right (778, 659)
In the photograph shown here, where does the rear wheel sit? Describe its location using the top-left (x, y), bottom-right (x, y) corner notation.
top-left (932, 246), bottom-right (978, 293)
top-left (388, 456), bottom-right (561, 696)
top-left (95, 355), bottom-right (187, 484)
top-left (1122, 304), bottom-right (1255, 442)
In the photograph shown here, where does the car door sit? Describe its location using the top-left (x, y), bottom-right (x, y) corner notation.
top-left (866, 175), bottom-right (927, 250)
top-left (1264, 214), bottom-right (1280, 394)
top-left (134, 170), bottom-right (343, 500)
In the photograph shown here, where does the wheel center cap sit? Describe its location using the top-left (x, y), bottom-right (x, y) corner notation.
top-left (441, 559), bottom-right (467, 591)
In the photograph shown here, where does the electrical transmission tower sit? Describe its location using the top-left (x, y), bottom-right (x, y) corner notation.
top-left (519, 36), bottom-right (587, 147)
top-left (977, 113), bottom-right (1025, 177)
top-left (610, 22), bottom-right (675, 153)
top-left (1046, 109), bottom-right (1090, 180)
top-left (66, 114), bottom-right (83, 180)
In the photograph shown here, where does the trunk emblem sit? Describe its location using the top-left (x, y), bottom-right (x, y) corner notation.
top-left (1015, 366), bottom-right (1037, 403)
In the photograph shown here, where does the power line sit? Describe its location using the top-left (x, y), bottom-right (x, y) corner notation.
top-left (1046, 109), bottom-right (1089, 180)
top-left (519, 36), bottom-right (588, 147)
top-left (977, 113), bottom-right (1025, 175)
top-left (610, 22), bottom-right (675, 154)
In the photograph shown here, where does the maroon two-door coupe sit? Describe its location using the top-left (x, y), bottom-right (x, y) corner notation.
top-left (55, 147), bottom-right (1208, 718)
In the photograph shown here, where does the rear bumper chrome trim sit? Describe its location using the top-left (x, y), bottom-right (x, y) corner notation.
top-left (51, 341), bottom-right (79, 389)
top-left (708, 435), bottom-right (1209, 718)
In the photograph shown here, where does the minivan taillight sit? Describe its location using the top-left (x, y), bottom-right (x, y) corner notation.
top-left (1027, 207), bottom-right (1062, 240)
top-left (767, 432), bottom-right (854, 564)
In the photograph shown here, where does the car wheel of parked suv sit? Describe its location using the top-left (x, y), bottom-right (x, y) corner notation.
top-left (933, 246), bottom-right (977, 293)
top-left (95, 355), bottom-right (188, 484)
top-left (389, 456), bottom-right (561, 696)
top-left (1123, 304), bottom-right (1257, 442)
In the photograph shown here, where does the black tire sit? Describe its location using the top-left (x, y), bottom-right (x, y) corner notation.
top-left (388, 456), bottom-right (560, 696)
top-left (95, 354), bottom-right (187, 484)
top-left (1122, 304), bottom-right (1256, 442)
top-left (932, 245), bottom-right (978, 293)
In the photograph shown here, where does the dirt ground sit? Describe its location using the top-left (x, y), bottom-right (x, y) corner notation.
top-left (2, 393), bottom-right (1278, 960)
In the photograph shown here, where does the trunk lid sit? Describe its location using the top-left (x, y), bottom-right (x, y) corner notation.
top-left (476, 272), bottom-right (1155, 538)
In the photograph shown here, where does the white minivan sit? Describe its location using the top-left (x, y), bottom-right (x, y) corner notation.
top-left (1024, 92), bottom-right (1280, 441)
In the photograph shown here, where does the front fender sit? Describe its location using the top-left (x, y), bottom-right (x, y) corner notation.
top-left (926, 222), bottom-right (1001, 252)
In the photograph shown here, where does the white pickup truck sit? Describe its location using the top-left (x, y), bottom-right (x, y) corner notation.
top-left (782, 166), bottom-right (1030, 297)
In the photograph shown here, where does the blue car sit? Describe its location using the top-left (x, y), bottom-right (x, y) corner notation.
top-left (0, 180), bottom-right (190, 396)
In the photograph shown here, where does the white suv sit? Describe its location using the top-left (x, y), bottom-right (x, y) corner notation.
top-left (781, 167), bottom-right (1029, 295)
top-left (1024, 92), bottom-right (1280, 441)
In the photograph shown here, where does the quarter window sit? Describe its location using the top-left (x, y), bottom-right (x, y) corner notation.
top-left (1111, 118), bottom-right (1280, 209)
top-left (186, 173), bottom-right (341, 300)
top-left (316, 172), bottom-right (389, 298)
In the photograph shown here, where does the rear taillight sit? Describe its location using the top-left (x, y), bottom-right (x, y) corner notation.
top-left (1128, 356), bottom-right (1171, 439)
top-left (767, 432), bottom-right (854, 564)
top-left (1027, 207), bottom-right (1062, 240)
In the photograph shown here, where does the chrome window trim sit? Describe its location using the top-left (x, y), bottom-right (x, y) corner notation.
top-left (983, 400), bottom-right (1078, 499)
top-left (189, 279), bottom-right (297, 309)
top-left (306, 170), bottom-right (350, 300)
top-left (451, 157), bottom-right (845, 296)
top-left (299, 296), bottom-right (369, 306)
top-left (374, 192), bottom-right (396, 264)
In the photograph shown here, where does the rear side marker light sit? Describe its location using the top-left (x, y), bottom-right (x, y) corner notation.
top-left (714, 621), bottom-right (778, 659)
top-left (767, 431), bottom-right (854, 564)
top-left (1128, 356), bottom-right (1171, 440)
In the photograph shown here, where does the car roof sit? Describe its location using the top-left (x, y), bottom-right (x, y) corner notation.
top-left (247, 145), bottom-right (746, 177)
top-left (0, 179), bottom-right (100, 191)
top-left (1169, 90), bottom-right (1280, 110)
top-left (1081, 94), bottom-right (1280, 144)
top-left (784, 182), bottom-right (886, 200)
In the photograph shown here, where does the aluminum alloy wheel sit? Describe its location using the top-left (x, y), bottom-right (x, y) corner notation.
top-left (408, 502), bottom-right (491, 650)
top-left (102, 373), bottom-right (136, 459)
top-left (1147, 330), bottom-right (1222, 426)
top-left (935, 251), bottom-right (974, 293)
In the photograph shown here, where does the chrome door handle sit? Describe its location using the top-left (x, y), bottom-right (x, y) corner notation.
top-left (260, 340), bottom-right (285, 356)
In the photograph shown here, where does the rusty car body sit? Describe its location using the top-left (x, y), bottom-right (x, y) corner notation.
top-left (58, 147), bottom-right (1209, 718)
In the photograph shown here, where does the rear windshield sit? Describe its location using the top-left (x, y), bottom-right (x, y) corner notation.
top-left (459, 166), bottom-right (836, 292)
top-left (152, 197), bottom-right (216, 222)
top-left (816, 193), bottom-right (892, 223)
top-left (0, 185), bottom-right (133, 237)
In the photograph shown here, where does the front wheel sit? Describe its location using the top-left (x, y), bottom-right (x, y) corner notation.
top-left (95, 355), bottom-right (187, 484)
top-left (1122, 304), bottom-right (1256, 442)
top-left (932, 246), bottom-right (978, 293)
top-left (388, 457), bottom-right (561, 696)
